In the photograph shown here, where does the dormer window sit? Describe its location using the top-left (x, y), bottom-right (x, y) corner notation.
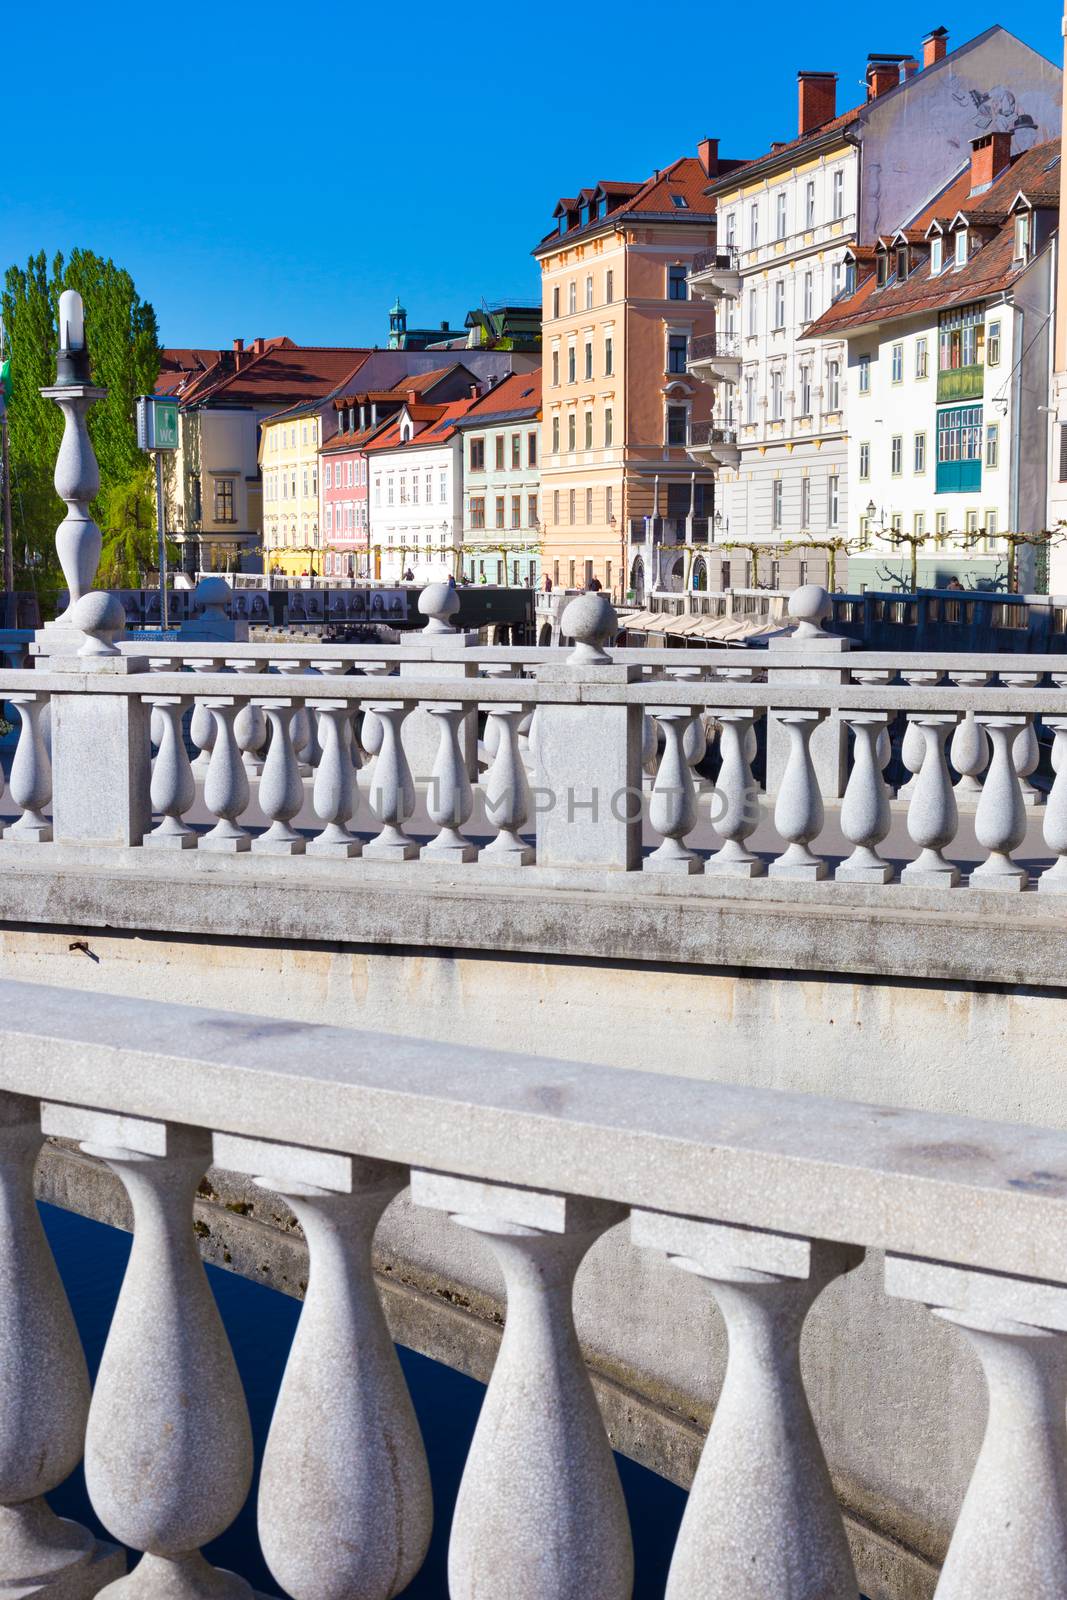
top-left (931, 236), bottom-right (943, 274)
top-left (897, 245), bottom-right (909, 281)
top-left (954, 228), bottom-right (968, 267)
top-left (670, 194), bottom-right (689, 209)
top-left (558, 216), bottom-right (567, 237)
top-left (597, 195), bottom-right (608, 219)
top-left (1014, 212), bottom-right (1032, 261)
top-left (579, 202), bottom-right (591, 226)
top-left (876, 249), bottom-right (889, 288)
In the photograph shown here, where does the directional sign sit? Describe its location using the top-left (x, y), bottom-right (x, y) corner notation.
top-left (136, 396), bottom-right (180, 452)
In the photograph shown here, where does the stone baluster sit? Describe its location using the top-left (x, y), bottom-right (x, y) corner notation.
top-left (42, 1109), bottom-right (254, 1600)
top-left (363, 702), bottom-right (418, 860)
top-left (1000, 672), bottom-right (1044, 807)
top-left (231, 661), bottom-right (268, 776)
top-left (837, 712), bottom-right (893, 882)
top-left (1040, 716), bottom-right (1067, 892)
top-left (423, 703), bottom-right (475, 862)
top-left (633, 1213), bottom-right (861, 1600)
top-left (275, 662), bottom-right (316, 773)
top-left (770, 710), bottom-right (826, 879)
top-left (897, 672), bottom-right (943, 802)
top-left (479, 664), bottom-right (521, 765)
top-left (901, 714), bottom-right (960, 887)
top-left (144, 696), bottom-right (196, 849)
top-left (0, 1094), bottom-right (122, 1594)
top-left (308, 700), bottom-right (361, 856)
top-left (666, 665), bottom-right (709, 776)
top-left (886, 1255), bottom-right (1067, 1600)
top-left (971, 715), bottom-right (1028, 890)
top-left (355, 663), bottom-right (393, 763)
top-left (412, 1173), bottom-right (632, 1600)
top-left (706, 709), bottom-right (764, 877)
top-left (481, 703), bottom-right (535, 865)
top-left (213, 1136), bottom-right (432, 1600)
top-left (646, 705), bottom-right (702, 873)
top-left (189, 659), bottom-right (227, 776)
top-left (949, 673), bottom-right (991, 805)
top-left (253, 700), bottom-right (306, 855)
top-left (201, 698), bottom-right (251, 852)
top-left (4, 694), bottom-right (52, 843)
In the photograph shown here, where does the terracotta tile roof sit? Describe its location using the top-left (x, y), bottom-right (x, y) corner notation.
top-left (537, 154), bottom-right (736, 251)
top-left (451, 369), bottom-right (541, 424)
top-left (216, 348), bottom-right (372, 412)
top-left (805, 139), bottom-right (1060, 339)
top-left (365, 396), bottom-right (480, 454)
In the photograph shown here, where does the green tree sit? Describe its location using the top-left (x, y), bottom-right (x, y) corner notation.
top-left (1, 249), bottom-right (160, 602)
top-left (97, 464), bottom-right (177, 589)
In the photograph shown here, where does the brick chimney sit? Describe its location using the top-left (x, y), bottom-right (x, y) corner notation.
top-left (902, 56), bottom-right (919, 79)
top-left (867, 58), bottom-right (901, 100)
top-left (922, 26), bottom-right (948, 67)
top-left (252, 337), bottom-right (266, 355)
top-left (970, 130), bottom-right (1013, 194)
top-left (797, 72), bottom-right (837, 137)
top-left (697, 136), bottom-right (720, 176)
top-left (232, 337), bottom-right (244, 370)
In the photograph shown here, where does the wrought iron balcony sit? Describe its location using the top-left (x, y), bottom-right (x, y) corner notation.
top-left (688, 423), bottom-right (742, 469)
top-left (688, 248), bottom-right (743, 302)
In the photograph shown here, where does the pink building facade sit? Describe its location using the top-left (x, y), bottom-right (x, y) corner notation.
top-left (320, 435), bottom-right (370, 576)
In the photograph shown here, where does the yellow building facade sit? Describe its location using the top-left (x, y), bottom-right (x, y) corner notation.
top-left (536, 145), bottom-right (728, 598)
top-left (261, 411), bottom-right (323, 576)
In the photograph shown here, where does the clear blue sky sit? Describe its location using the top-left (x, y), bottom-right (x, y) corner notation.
top-left (2, 1), bottom-right (1061, 349)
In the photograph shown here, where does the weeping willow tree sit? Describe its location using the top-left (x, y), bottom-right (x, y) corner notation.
top-left (97, 465), bottom-right (178, 589)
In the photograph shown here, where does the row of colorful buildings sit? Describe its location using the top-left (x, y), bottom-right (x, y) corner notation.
top-left (157, 18), bottom-right (1067, 594)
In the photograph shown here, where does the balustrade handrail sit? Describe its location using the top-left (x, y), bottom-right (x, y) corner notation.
top-left (8, 978), bottom-right (1067, 1280)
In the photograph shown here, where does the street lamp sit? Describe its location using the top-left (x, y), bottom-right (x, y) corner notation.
top-left (41, 288), bottom-right (107, 622)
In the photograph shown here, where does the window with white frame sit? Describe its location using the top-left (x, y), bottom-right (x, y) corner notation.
top-left (747, 287), bottom-right (758, 336)
top-left (986, 422), bottom-right (999, 468)
top-left (805, 180), bottom-right (815, 229)
top-left (749, 203), bottom-right (759, 248)
top-left (858, 354), bottom-right (870, 394)
top-left (773, 281), bottom-right (785, 328)
top-left (771, 370), bottom-right (783, 420)
top-left (828, 474), bottom-right (839, 527)
top-left (826, 360), bottom-right (841, 411)
top-left (744, 374), bottom-right (756, 424)
top-left (776, 192), bottom-right (787, 239)
top-left (1014, 212), bottom-right (1031, 261)
top-left (801, 476), bottom-right (811, 526)
top-left (930, 236), bottom-right (943, 274)
top-left (803, 271), bottom-right (813, 322)
top-left (891, 435), bottom-right (903, 475)
top-left (914, 512), bottom-right (925, 537)
top-left (324, 462), bottom-right (332, 489)
top-left (916, 337), bottom-right (929, 379)
top-left (568, 281), bottom-right (577, 314)
top-left (954, 228), bottom-right (968, 267)
top-left (858, 441), bottom-right (870, 479)
top-left (832, 169), bottom-right (844, 219)
top-left (831, 262), bottom-right (843, 301)
top-left (891, 343), bottom-right (903, 383)
top-left (914, 432), bottom-right (927, 473)
top-left (987, 320), bottom-right (1001, 365)
top-left (585, 275), bottom-right (593, 310)
top-left (725, 212), bottom-right (736, 247)
top-left (772, 478), bottom-right (783, 528)
top-left (799, 365), bottom-right (811, 415)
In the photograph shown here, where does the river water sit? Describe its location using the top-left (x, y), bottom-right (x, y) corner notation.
top-left (41, 1202), bottom-right (687, 1597)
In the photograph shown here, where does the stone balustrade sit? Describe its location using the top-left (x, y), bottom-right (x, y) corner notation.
top-left (1, 977), bottom-right (1066, 1599)
top-left (4, 642), bottom-right (1067, 893)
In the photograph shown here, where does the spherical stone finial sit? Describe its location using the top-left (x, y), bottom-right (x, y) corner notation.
top-left (561, 593), bottom-right (619, 665)
top-left (194, 576), bottom-right (232, 620)
top-left (418, 582), bottom-right (461, 635)
top-left (789, 583), bottom-right (832, 640)
top-left (71, 591), bottom-right (126, 657)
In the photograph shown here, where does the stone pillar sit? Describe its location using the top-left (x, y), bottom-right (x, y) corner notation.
top-left (49, 647), bottom-right (152, 847)
top-left (400, 583), bottom-right (479, 781)
top-left (412, 1170), bottom-right (632, 1600)
top-left (533, 593), bottom-right (642, 870)
top-left (766, 585), bottom-right (852, 799)
top-left (886, 1255), bottom-right (1067, 1600)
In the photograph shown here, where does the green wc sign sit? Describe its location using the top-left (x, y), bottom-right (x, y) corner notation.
top-left (136, 396), bottom-right (179, 451)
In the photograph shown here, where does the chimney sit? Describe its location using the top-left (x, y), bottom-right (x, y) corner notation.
top-left (970, 130), bottom-right (1013, 194)
top-left (797, 71), bottom-right (837, 136)
top-left (902, 56), bottom-right (919, 79)
top-left (232, 337), bottom-right (244, 369)
top-left (697, 136), bottom-right (720, 176)
top-left (469, 384), bottom-right (480, 400)
top-left (867, 58), bottom-right (901, 100)
top-left (922, 26), bottom-right (948, 67)
top-left (441, 321), bottom-right (450, 331)
top-left (252, 337), bottom-right (266, 355)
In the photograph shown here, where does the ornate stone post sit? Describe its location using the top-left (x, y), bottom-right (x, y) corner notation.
top-left (143, 696), bottom-right (196, 848)
top-left (706, 709), bottom-right (764, 877)
top-left (412, 1172), bottom-right (633, 1600)
top-left (971, 715), bottom-right (1028, 889)
top-left (480, 704), bottom-right (534, 865)
top-left (39, 291), bottom-right (106, 629)
top-left (645, 705), bottom-right (702, 873)
top-left (838, 711), bottom-right (893, 882)
top-left (770, 710), bottom-right (827, 879)
top-left (901, 714), bottom-right (960, 886)
top-left (253, 700), bottom-right (306, 855)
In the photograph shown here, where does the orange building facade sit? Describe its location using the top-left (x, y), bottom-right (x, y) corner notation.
top-left (534, 140), bottom-right (744, 598)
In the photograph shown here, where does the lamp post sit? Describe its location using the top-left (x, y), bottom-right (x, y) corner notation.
top-left (40, 289), bottom-right (107, 622)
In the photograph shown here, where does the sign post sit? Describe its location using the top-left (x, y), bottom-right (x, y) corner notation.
top-left (136, 396), bottom-right (179, 630)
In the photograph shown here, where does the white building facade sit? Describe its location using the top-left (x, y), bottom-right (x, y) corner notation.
top-left (687, 28), bottom-right (1062, 590)
top-left (367, 406), bottom-right (468, 583)
top-left (452, 381), bottom-right (542, 586)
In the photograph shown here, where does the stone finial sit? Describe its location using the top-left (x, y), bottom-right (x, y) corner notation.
top-left (193, 577), bottom-right (232, 625)
top-left (561, 593), bottom-right (618, 665)
top-left (418, 582), bottom-right (461, 635)
top-left (788, 583), bottom-right (832, 640)
top-left (70, 591), bottom-right (125, 657)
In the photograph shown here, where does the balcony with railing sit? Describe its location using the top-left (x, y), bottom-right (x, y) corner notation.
top-left (688, 247), bottom-right (742, 301)
top-left (688, 330), bottom-right (742, 385)
top-left (688, 423), bottom-right (742, 469)
top-left (936, 362), bottom-right (984, 403)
